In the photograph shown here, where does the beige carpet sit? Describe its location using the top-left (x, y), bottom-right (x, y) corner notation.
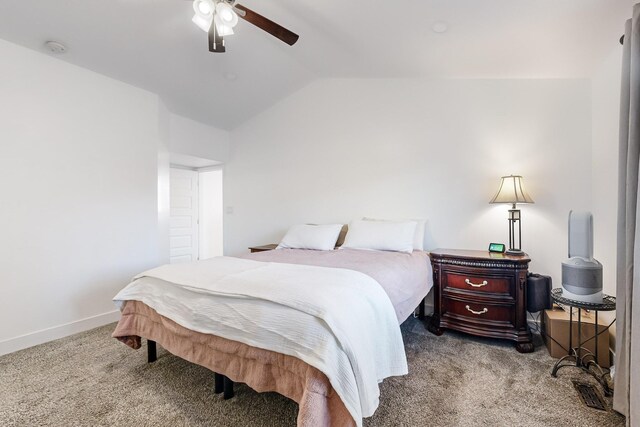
top-left (0, 317), bottom-right (624, 426)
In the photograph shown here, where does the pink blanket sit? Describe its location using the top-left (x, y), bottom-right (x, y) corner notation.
top-left (113, 301), bottom-right (355, 427)
top-left (239, 248), bottom-right (432, 322)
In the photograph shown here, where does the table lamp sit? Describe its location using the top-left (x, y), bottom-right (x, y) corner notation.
top-left (489, 175), bottom-right (534, 255)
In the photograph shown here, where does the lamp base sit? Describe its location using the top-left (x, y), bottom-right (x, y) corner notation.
top-left (506, 249), bottom-right (524, 256)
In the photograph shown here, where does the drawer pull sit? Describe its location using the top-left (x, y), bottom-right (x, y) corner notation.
top-left (465, 279), bottom-right (488, 288)
top-left (465, 305), bottom-right (488, 315)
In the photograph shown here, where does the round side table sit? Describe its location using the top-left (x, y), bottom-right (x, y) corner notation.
top-left (550, 288), bottom-right (616, 396)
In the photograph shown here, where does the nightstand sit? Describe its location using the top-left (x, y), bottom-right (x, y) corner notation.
top-left (428, 249), bottom-right (533, 353)
top-left (248, 244), bottom-right (278, 253)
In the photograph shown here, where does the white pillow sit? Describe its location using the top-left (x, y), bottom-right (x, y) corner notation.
top-left (341, 220), bottom-right (417, 253)
top-left (362, 217), bottom-right (426, 251)
top-left (277, 224), bottom-right (343, 251)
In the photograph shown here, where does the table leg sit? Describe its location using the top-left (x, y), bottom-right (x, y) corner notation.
top-left (569, 308), bottom-right (573, 357)
top-left (577, 309), bottom-right (582, 367)
top-left (595, 311), bottom-right (599, 365)
top-left (549, 292), bottom-right (616, 398)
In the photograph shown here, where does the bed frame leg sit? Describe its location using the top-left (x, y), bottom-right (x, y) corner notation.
top-left (223, 375), bottom-right (235, 400)
top-left (417, 297), bottom-right (426, 320)
top-left (214, 372), bottom-right (234, 399)
top-left (214, 373), bottom-right (224, 394)
top-left (147, 339), bottom-right (157, 363)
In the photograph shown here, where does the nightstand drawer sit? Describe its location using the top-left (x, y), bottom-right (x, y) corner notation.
top-left (442, 297), bottom-right (515, 328)
top-left (442, 271), bottom-right (513, 298)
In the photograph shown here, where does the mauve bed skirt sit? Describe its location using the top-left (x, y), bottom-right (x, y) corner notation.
top-left (112, 300), bottom-right (355, 427)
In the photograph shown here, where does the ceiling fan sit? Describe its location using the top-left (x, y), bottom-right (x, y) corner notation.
top-left (190, 0), bottom-right (299, 53)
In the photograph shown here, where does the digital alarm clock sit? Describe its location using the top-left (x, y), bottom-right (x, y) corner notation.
top-left (488, 243), bottom-right (506, 253)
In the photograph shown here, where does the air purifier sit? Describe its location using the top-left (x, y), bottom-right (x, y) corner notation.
top-left (561, 211), bottom-right (603, 303)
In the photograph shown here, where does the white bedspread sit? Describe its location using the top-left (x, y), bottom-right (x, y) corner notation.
top-left (113, 256), bottom-right (408, 426)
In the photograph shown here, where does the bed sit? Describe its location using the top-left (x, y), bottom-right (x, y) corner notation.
top-left (112, 246), bottom-right (432, 427)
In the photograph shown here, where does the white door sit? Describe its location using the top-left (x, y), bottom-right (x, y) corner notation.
top-left (199, 169), bottom-right (224, 259)
top-left (170, 168), bottom-right (199, 264)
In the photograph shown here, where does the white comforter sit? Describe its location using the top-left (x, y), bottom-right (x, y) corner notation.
top-left (113, 256), bottom-right (408, 426)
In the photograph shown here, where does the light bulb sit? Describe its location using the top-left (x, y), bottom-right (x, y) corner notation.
top-left (193, 0), bottom-right (214, 18)
top-left (198, 2), bottom-right (212, 15)
top-left (215, 2), bottom-right (238, 28)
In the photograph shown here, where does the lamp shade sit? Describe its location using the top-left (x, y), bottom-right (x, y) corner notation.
top-left (489, 175), bottom-right (534, 205)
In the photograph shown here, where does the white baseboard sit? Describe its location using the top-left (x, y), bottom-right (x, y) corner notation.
top-left (0, 310), bottom-right (120, 356)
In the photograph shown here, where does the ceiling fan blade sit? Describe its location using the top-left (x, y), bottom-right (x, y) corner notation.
top-left (234, 4), bottom-right (299, 46)
top-left (208, 22), bottom-right (226, 53)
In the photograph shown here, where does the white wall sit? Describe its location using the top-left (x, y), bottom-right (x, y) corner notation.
top-left (591, 44), bottom-right (623, 349)
top-left (225, 79), bottom-right (593, 287)
top-left (0, 39), bottom-right (161, 353)
top-left (0, 39), bottom-right (233, 354)
top-left (158, 101), bottom-right (172, 265)
top-left (592, 46), bottom-right (623, 298)
top-left (169, 113), bottom-right (230, 163)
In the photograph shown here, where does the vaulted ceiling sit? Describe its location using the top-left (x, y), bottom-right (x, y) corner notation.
top-left (0, 0), bottom-right (634, 129)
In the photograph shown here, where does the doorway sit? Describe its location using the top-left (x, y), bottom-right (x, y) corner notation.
top-left (169, 167), bottom-right (223, 264)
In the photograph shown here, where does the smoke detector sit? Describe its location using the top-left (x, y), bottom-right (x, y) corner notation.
top-left (44, 41), bottom-right (67, 54)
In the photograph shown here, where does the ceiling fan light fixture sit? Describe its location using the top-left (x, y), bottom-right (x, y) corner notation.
top-left (192, 14), bottom-right (212, 32)
top-left (215, 2), bottom-right (238, 27)
top-left (214, 15), bottom-right (235, 36)
top-left (197, 1), bottom-right (212, 15)
top-left (192, 0), bottom-right (215, 32)
top-left (193, 0), bottom-right (214, 18)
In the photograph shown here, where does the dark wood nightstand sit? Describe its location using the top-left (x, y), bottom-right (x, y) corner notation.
top-left (248, 244), bottom-right (278, 253)
top-left (428, 249), bottom-right (533, 353)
